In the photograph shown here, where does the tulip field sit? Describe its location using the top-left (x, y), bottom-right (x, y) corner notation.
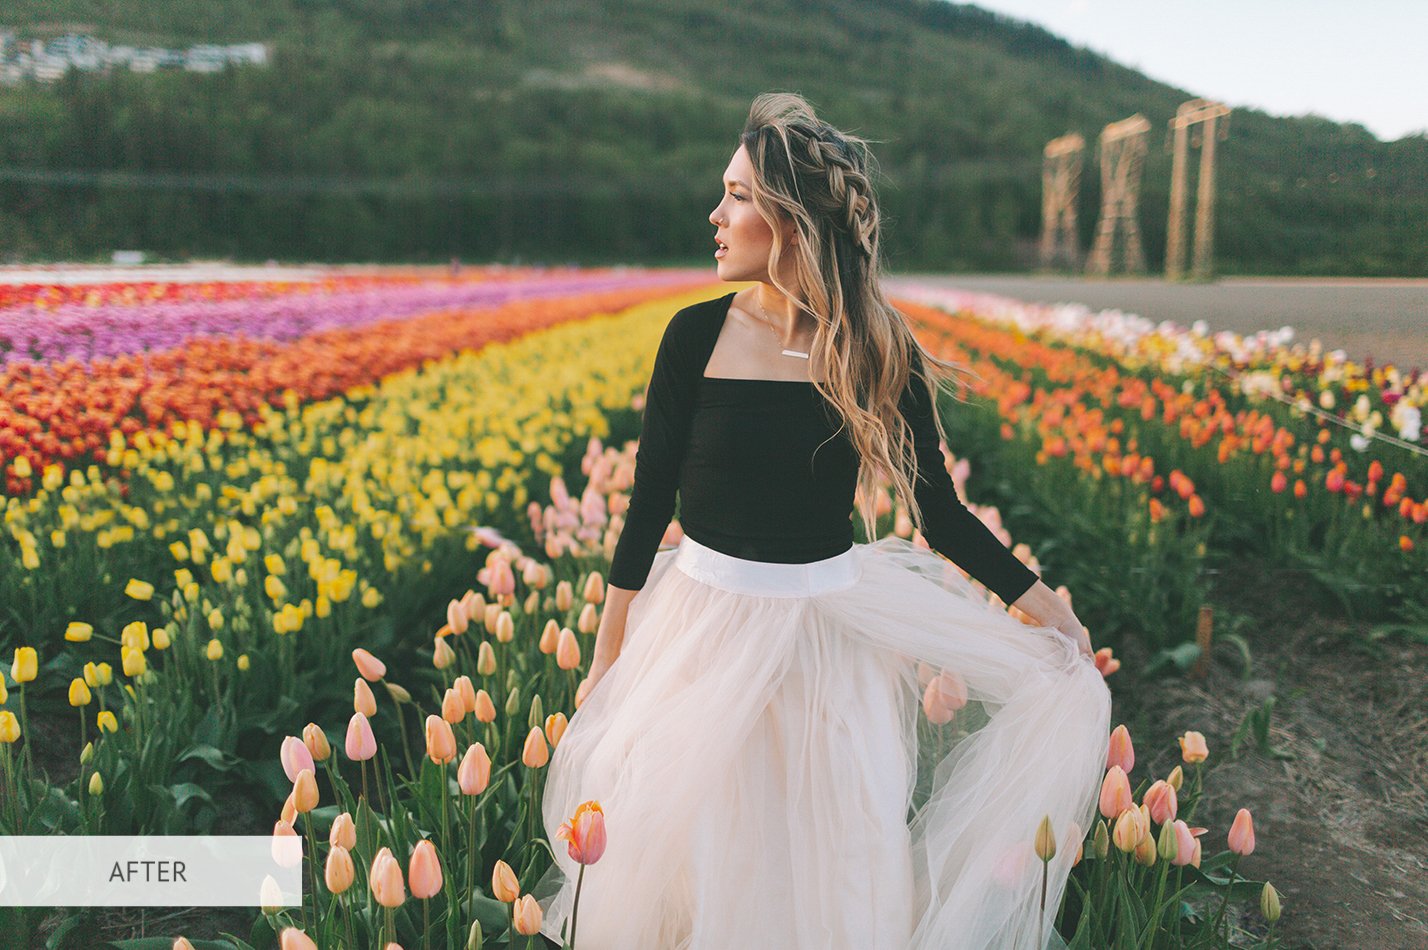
top-left (0, 266), bottom-right (1423, 948)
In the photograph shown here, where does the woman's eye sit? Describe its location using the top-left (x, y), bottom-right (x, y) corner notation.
top-left (731, 193), bottom-right (745, 202)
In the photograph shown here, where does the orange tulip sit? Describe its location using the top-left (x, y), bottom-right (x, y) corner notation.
top-left (352, 647), bottom-right (387, 681)
top-left (545, 712), bottom-right (568, 749)
top-left (492, 859), bottom-right (520, 902)
top-left (513, 894), bottom-right (543, 935)
top-left (325, 845), bottom-right (355, 894)
top-left (554, 800), bottom-right (607, 865)
top-left (302, 723), bottom-right (331, 762)
top-left (369, 847), bottom-right (406, 908)
top-left (345, 712), bottom-right (377, 761)
top-left (582, 570), bottom-right (604, 605)
top-left (1178, 731), bottom-right (1208, 763)
top-left (1143, 780), bottom-right (1177, 824)
top-left (458, 743), bottom-right (492, 796)
top-left (409, 840), bottom-right (443, 900)
top-left (1227, 807), bottom-right (1256, 855)
top-left (425, 714), bottom-right (457, 764)
top-left (1098, 766), bottom-right (1134, 820)
top-left (292, 769), bottom-right (319, 814)
top-left (522, 726), bottom-right (549, 768)
top-left (1106, 724), bottom-right (1134, 774)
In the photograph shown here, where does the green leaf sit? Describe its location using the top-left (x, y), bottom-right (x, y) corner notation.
top-left (177, 744), bottom-right (241, 772)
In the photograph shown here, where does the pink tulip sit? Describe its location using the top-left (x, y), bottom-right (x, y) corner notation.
top-left (1098, 766), bottom-right (1134, 819)
top-left (1170, 820), bottom-right (1198, 866)
top-left (1106, 724), bottom-right (1134, 774)
top-left (1178, 731), bottom-right (1209, 764)
top-left (408, 840), bottom-right (443, 899)
top-left (554, 800), bottom-right (606, 865)
top-left (352, 647), bottom-right (386, 682)
top-left (1143, 780), bottom-right (1177, 825)
top-left (922, 671), bottom-right (966, 725)
top-left (280, 735), bottom-right (315, 783)
top-left (1227, 808), bottom-right (1255, 855)
top-left (458, 743), bottom-right (492, 796)
top-left (345, 712), bottom-right (377, 761)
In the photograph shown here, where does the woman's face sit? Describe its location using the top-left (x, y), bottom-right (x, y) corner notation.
top-left (709, 143), bottom-right (795, 283)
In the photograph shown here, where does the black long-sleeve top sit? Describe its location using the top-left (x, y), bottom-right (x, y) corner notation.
top-left (606, 291), bottom-right (1041, 605)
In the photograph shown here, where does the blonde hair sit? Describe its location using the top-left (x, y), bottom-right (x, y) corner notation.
top-left (740, 91), bottom-right (979, 542)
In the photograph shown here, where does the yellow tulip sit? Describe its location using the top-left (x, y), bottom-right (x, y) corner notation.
top-left (96, 662), bottom-right (113, 686)
top-left (89, 771), bottom-right (104, 796)
top-left (206, 639), bottom-right (224, 662)
top-left (125, 578), bottom-right (155, 601)
top-left (97, 710), bottom-right (118, 733)
top-left (68, 678), bottom-right (92, 707)
top-left (11, 647), bottom-right (37, 684)
top-left (237, 654), bottom-right (251, 672)
top-left (121, 647), bottom-right (147, 678)
top-left (65, 622), bottom-right (94, 643)
top-left (151, 626), bottom-right (172, 651)
top-left (0, 711), bottom-right (20, 743)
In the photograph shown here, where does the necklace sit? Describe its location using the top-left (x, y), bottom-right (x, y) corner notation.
top-left (753, 295), bottom-right (811, 360)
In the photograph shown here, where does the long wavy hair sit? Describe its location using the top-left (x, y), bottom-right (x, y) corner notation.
top-left (740, 91), bottom-right (979, 543)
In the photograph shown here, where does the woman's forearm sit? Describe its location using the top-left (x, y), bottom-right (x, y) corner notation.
top-left (1008, 579), bottom-right (1075, 628)
top-left (594, 584), bottom-right (638, 663)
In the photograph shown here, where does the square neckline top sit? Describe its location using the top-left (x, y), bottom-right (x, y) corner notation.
top-left (701, 291), bottom-right (824, 385)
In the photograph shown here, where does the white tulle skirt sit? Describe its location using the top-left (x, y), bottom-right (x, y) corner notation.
top-left (533, 533), bottom-right (1112, 950)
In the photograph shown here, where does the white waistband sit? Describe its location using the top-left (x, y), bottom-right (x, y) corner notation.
top-left (672, 534), bottom-right (861, 598)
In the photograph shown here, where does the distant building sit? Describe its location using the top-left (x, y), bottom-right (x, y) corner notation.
top-left (0, 27), bottom-right (269, 83)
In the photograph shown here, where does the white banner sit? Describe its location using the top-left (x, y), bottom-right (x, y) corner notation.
top-left (0, 836), bottom-right (303, 907)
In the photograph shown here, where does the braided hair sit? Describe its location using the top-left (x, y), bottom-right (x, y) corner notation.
top-left (738, 92), bottom-right (979, 546)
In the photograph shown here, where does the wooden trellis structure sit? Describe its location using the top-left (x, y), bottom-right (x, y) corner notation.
top-left (1038, 132), bottom-right (1085, 270)
top-left (1085, 114), bottom-right (1151, 276)
top-left (1165, 98), bottom-right (1232, 281)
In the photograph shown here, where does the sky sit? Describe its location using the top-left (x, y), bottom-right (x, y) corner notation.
top-left (962, 1), bottom-right (1427, 142)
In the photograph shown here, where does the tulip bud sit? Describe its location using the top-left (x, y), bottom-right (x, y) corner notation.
top-left (272, 819), bottom-right (300, 868)
top-left (1093, 819), bottom-right (1109, 859)
top-left (433, 637), bottom-right (456, 670)
top-left (528, 694), bottom-right (544, 732)
top-left (121, 646), bottom-right (146, 678)
top-left (442, 687), bottom-right (465, 724)
top-left (370, 847), bottom-right (406, 908)
top-left (89, 771), bottom-right (104, 796)
top-left (476, 641), bottom-right (497, 676)
top-left (473, 689), bottom-right (497, 724)
top-left (408, 839), bottom-right (443, 899)
top-left (325, 845), bottom-right (355, 894)
top-left (454, 675), bottom-right (477, 713)
top-left (65, 622), bottom-right (94, 643)
top-left (80, 741), bottom-right (94, 764)
top-left (466, 919), bottom-right (483, 950)
top-left (555, 628), bottom-right (581, 670)
top-left (354, 678), bottom-right (378, 717)
top-left (205, 639), bottom-right (224, 662)
top-left (1227, 808), bottom-right (1256, 856)
top-left (1034, 815), bottom-right (1056, 862)
top-left (495, 611), bottom-right (514, 643)
top-left (302, 723), bottom-right (331, 762)
top-left (458, 742), bottom-right (492, 797)
top-left (513, 894), bottom-right (543, 935)
top-left (345, 712), bottom-right (377, 761)
top-left (545, 712), bottom-right (568, 749)
top-left (383, 681), bottom-right (412, 704)
top-left (582, 571), bottom-right (604, 605)
top-left (577, 602), bottom-right (598, 634)
top-left (1260, 881), bottom-right (1281, 923)
top-left (174, 938), bottom-right (196, 950)
top-left (293, 769), bottom-right (319, 813)
top-left (1106, 724), bottom-right (1134, 774)
top-left (278, 927), bottom-right (318, 950)
top-left (522, 726), bottom-right (549, 768)
top-left (491, 860), bottom-right (520, 902)
top-left (68, 677), bottom-right (92, 707)
top-left (1166, 765), bottom-right (1184, 791)
top-left (11, 646), bottom-right (38, 683)
top-left (281, 735), bottom-right (316, 783)
top-left (505, 686), bottom-right (520, 717)
top-left (425, 715), bottom-right (457, 764)
top-left (555, 580), bottom-right (573, 612)
top-left (352, 647), bottom-right (387, 681)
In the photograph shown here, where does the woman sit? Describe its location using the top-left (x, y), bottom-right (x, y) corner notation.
top-left (533, 93), bottom-right (1112, 950)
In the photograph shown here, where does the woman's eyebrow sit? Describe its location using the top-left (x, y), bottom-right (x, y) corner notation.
top-left (725, 178), bottom-right (749, 189)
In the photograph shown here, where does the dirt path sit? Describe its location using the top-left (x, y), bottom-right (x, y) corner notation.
top-left (1114, 557), bottom-right (1428, 948)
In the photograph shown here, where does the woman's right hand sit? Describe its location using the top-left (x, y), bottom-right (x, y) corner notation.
top-left (576, 602), bottom-right (630, 707)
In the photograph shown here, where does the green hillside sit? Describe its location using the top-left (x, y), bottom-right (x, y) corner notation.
top-left (1, 0), bottom-right (1423, 274)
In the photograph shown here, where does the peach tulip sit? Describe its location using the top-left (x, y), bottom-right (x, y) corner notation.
top-left (1106, 724), bottom-right (1134, 774)
top-left (473, 689), bottom-right (497, 723)
top-left (545, 712), bottom-right (568, 749)
top-left (581, 570), bottom-right (604, 605)
top-left (441, 687), bottom-right (465, 724)
top-left (345, 712), bottom-right (377, 761)
top-left (458, 743), bottom-right (492, 796)
top-left (1098, 766), bottom-right (1134, 819)
top-left (1093, 647), bottom-right (1121, 678)
top-left (302, 723), bottom-right (331, 762)
top-left (1178, 731), bottom-right (1208, 763)
top-left (280, 736), bottom-right (315, 783)
top-left (280, 791), bottom-right (297, 827)
top-left (555, 580), bottom-right (573, 612)
top-left (292, 769), bottom-right (319, 814)
top-left (278, 929), bottom-right (318, 950)
top-left (352, 647), bottom-right (387, 681)
top-left (425, 715), bottom-right (457, 765)
top-left (408, 840), bottom-right (443, 900)
top-left (447, 598), bottom-right (470, 636)
top-left (513, 893), bottom-right (543, 935)
top-left (454, 674), bottom-right (477, 713)
top-left (271, 819), bottom-right (301, 868)
top-left (433, 637), bottom-right (456, 670)
top-left (330, 812), bottom-right (357, 850)
top-left (369, 847), bottom-right (406, 908)
top-left (554, 800), bottom-right (607, 865)
top-left (1112, 808), bottom-right (1145, 853)
top-left (522, 726), bottom-right (549, 768)
top-left (491, 859), bottom-right (520, 902)
top-left (539, 619), bottom-right (560, 655)
top-left (174, 939), bottom-right (196, 950)
top-left (325, 845), bottom-right (355, 894)
top-left (922, 671), bottom-right (966, 725)
top-left (1227, 808), bottom-right (1256, 855)
top-left (555, 627), bottom-right (581, 670)
top-left (1143, 780), bottom-right (1178, 824)
top-left (477, 641), bottom-right (497, 676)
top-left (354, 678), bottom-right (378, 717)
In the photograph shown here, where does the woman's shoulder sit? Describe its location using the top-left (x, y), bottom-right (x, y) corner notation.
top-left (660, 292), bottom-right (732, 352)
